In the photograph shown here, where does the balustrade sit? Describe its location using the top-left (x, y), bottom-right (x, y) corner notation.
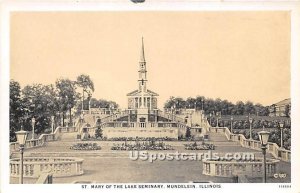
top-left (100, 121), bottom-right (188, 129)
top-left (10, 157), bottom-right (84, 178)
top-left (203, 158), bottom-right (279, 177)
top-left (209, 127), bottom-right (291, 162)
top-left (10, 126), bottom-right (77, 152)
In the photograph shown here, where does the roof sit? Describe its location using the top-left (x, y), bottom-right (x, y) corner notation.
top-left (127, 89), bottom-right (159, 97)
top-left (274, 98), bottom-right (291, 106)
top-left (140, 37), bottom-right (146, 62)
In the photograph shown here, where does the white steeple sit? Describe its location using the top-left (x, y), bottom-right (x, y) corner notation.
top-left (138, 37), bottom-right (147, 93)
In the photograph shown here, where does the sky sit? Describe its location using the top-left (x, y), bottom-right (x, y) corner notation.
top-left (10, 11), bottom-right (290, 109)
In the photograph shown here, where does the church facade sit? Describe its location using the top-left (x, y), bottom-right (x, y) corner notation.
top-left (84, 38), bottom-right (207, 139)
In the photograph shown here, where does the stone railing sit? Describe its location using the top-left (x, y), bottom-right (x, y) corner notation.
top-left (203, 158), bottom-right (279, 177)
top-left (95, 110), bottom-right (185, 126)
top-left (60, 126), bottom-right (76, 133)
top-left (10, 126), bottom-right (76, 152)
top-left (10, 157), bottom-right (84, 178)
top-left (98, 121), bottom-right (188, 129)
top-left (209, 127), bottom-right (291, 162)
top-left (99, 111), bottom-right (129, 124)
top-left (157, 111), bottom-right (185, 123)
top-left (199, 117), bottom-right (210, 133)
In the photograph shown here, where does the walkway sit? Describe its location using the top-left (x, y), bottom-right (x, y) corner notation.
top-left (10, 131), bottom-right (291, 184)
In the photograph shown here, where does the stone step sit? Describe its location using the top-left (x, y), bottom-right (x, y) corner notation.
top-left (83, 115), bottom-right (96, 126)
top-left (207, 133), bottom-right (229, 141)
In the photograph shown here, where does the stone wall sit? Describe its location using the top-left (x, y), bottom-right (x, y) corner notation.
top-left (102, 127), bottom-right (178, 139)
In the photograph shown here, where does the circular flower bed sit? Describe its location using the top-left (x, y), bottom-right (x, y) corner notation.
top-left (70, 143), bottom-right (101, 150)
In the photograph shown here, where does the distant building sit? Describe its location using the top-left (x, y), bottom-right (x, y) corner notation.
top-left (269, 98), bottom-right (291, 117)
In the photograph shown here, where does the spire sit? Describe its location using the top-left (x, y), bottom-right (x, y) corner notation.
top-left (138, 37), bottom-right (147, 92)
top-left (140, 37), bottom-right (146, 62)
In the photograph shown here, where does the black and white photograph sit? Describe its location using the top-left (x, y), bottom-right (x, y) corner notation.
top-left (0, 1), bottom-right (300, 193)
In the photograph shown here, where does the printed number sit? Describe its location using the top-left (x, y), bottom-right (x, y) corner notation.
top-left (278, 184), bottom-right (291, 188)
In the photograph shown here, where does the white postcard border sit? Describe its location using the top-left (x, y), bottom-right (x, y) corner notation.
top-left (0, 1), bottom-right (299, 193)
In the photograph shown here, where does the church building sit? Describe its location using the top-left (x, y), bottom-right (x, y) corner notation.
top-left (126, 38), bottom-right (159, 126)
top-left (127, 38), bottom-right (158, 110)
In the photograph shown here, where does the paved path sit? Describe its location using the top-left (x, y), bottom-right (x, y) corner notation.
top-left (10, 131), bottom-right (291, 184)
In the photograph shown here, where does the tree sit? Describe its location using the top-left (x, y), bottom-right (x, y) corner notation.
top-left (185, 127), bottom-right (191, 138)
top-left (235, 101), bottom-right (245, 115)
top-left (10, 80), bottom-right (23, 142)
top-left (84, 98), bottom-right (119, 109)
top-left (285, 104), bottom-right (291, 118)
top-left (90, 98), bottom-right (100, 108)
top-left (95, 126), bottom-right (103, 139)
top-left (186, 97), bottom-right (196, 109)
top-left (55, 78), bottom-right (78, 126)
top-left (76, 74), bottom-right (94, 111)
top-left (195, 96), bottom-right (205, 110)
top-left (164, 96), bottom-right (186, 110)
top-left (163, 96), bottom-right (271, 117)
top-left (164, 96), bottom-right (176, 109)
top-left (22, 84), bottom-right (57, 134)
top-left (244, 101), bottom-right (255, 115)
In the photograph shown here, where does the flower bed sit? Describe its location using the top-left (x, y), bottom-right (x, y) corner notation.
top-left (70, 143), bottom-right (101, 150)
top-left (184, 142), bottom-right (215, 150)
top-left (108, 137), bottom-right (177, 141)
top-left (111, 140), bottom-right (174, 151)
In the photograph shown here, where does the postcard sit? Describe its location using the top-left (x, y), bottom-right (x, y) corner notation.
top-left (0, 1), bottom-right (299, 193)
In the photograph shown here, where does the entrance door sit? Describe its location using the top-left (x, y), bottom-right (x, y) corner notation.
top-left (139, 117), bottom-right (146, 128)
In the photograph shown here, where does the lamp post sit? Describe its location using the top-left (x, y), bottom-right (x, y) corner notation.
top-left (31, 117), bottom-right (35, 140)
top-left (89, 99), bottom-right (91, 115)
top-left (249, 118), bottom-right (253, 139)
top-left (51, 116), bottom-right (55, 134)
top-left (216, 112), bottom-right (219, 127)
top-left (230, 116), bottom-right (233, 132)
top-left (171, 106), bottom-right (173, 122)
top-left (258, 130), bottom-right (270, 183)
top-left (279, 122), bottom-right (284, 149)
top-left (61, 112), bottom-right (64, 127)
top-left (15, 126), bottom-right (29, 184)
top-left (173, 104), bottom-right (176, 122)
top-left (79, 112), bottom-right (84, 135)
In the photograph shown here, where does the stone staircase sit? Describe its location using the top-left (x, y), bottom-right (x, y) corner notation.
top-left (208, 132), bottom-right (232, 142)
top-left (83, 114), bottom-right (95, 127)
top-left (60, 132), bottom-right (78, 141)
top-left (207, 130), bottom-right (274, 158)
top-left (207, 132), bottom-right (243, 147)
